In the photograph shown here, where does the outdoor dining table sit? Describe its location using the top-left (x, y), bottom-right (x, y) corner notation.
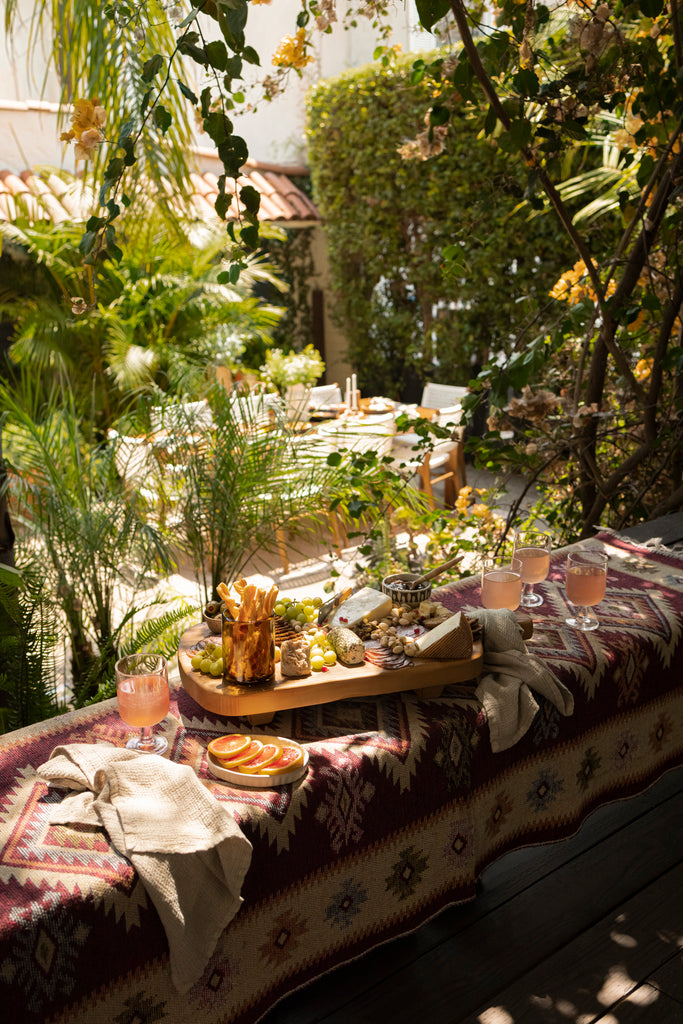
top-left (0, 531), bottom-right (682, 1024)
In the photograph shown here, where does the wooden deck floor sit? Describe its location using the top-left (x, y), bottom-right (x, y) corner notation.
top-left (263, 765), bottom-right (683, 1024)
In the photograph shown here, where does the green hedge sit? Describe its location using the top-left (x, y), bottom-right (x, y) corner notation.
top-left (306, 51), bottom-right (575, 402)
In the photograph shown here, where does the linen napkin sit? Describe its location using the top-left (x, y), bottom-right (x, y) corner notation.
top-left (37, 743), bottom-right (252, 993)
top-left (474, 609), bottom-right (574, 752)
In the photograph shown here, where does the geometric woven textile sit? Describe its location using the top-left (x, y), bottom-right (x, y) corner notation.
top-left (1, 532), bottom-right (682, 1023)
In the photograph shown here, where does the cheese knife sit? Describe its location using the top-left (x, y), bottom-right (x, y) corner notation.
top-left (317, 586), bottom-right (353, 626)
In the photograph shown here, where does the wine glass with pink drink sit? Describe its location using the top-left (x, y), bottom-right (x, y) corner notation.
top-left (481, 555), bottom-right (523, 611)
top-left (513, 528), bottom-right (553, 608)
top-left (565, 550), bottom-right (609, 632)
top-left (115, 653), bottom-right (170, 754)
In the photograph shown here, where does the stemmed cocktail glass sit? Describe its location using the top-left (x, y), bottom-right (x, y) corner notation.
top-left (565, 550), bottom-right (609, 632)
top-left (480, 555), bottom-right (523, 611)
top-left (513, 528), bottom-right (552, 608)
top-left (115, 653), bottom-right (170, 753)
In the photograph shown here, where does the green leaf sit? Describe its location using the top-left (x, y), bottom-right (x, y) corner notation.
top-left (200, 87), bottom-right (213, 118)
top-left (499, 118), bottom-right (532, 152)
top-left (239, 185), bottom-right (260, 215)
top-left (240, 224), bottom-right (259, 250)
top-left (484, 104), bottom-right (497, 136)
top-left (636, 153), bottom-right (655, 188)
top-left (204, 110), bottom-right (232, 145)
top-left (562, 119), bottom-right (588, 140)
top-left (225, 55), bottom-right (243, 79)
top-left (215, 192), bottom-right (232, 219)
top-left (228, 263), bottom-right (242, 284)
top-left (217, 136), bottom-right (249, 177)
top-left (153, 105), bottom-right (173, 134)
top-left (429, 104), bottom-right (450, 126)
top-left (121, 137), bottom-right (136, 166)
top-left (242, 46), bottom-right (260, 66)
top-left (178, 81), bottom-right (198, 105)
top-left (79, 230), bottom-right (99, 255)
top-left (178, 38), bottom-right (207, 64)
top-left (225, 3), bottom-right (248, 48)
top-left (104, 157), bottom-right (124, 180)
top-left (513, 68), bottom-right (539, 97)
top-left (206, 40), bottom-right (228, 71)
top-left (142, 54), bottom-right (164, 82)
top-left (140, 88), bottom-right (152, 117)
top-left (415, 0), bottom-right (451, 31)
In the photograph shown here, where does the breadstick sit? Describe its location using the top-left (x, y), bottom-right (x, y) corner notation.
top-left (264, 584), bottom-right (279, 616)
top-left (216, 582), bottom-right (231, 604)
top-left (233, 577), bottom-right (248, 597)
top-left (223, 596), bottom-right (240, 619)
top-left (239, 583), bottom-right (257, 621)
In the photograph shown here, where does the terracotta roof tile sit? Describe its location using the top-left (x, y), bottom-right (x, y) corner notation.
top-left (20, 171), bottom-right (72, 224)
top-left (261, 171), bottom-right (319, 221)
top-left (0, 170), bottom-right (42, 221)
top-left (0, 164), bottom-right (319, 227)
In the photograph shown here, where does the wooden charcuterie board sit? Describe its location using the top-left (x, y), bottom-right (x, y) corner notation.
top-left (178, 622), bottom-right (483, 722)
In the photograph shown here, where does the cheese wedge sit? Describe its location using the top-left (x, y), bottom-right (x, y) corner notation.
top-left (328, 587), bottom-right (393, 629)
top-left (408, 611), bottom-right (474, 660)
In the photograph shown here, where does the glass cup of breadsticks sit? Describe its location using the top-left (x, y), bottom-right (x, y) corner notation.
top-left (218, 578), bottom-right (280, 686)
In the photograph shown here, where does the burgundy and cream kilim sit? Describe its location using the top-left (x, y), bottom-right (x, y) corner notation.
top-left (1, 533), bottom-right (682, 1023)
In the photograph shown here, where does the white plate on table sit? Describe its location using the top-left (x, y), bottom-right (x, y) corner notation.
top-left (206, 735), bottom-right (309, 788)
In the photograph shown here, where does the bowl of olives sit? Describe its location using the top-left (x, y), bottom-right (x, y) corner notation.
top-left (381, 573), bottom-right (432, 607)
top-left (203, 601), bottom-right (223, 634)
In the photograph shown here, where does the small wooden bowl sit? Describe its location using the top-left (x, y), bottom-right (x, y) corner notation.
top-left (381, 573), bottom-right (432, 607)
top-left (203, 612), bottom-right (223, 634)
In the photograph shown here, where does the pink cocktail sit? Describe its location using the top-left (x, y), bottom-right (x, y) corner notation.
top-left (516, 547), bottom-right (551, 583)
top-left (513, 529), bottom-right (553, 608)
top-left (481, 556), bottom-right (522, 611)
top-left (565, 550), bottom-right (609, 632)
top-left (115, 654), bottom-right (169, 753)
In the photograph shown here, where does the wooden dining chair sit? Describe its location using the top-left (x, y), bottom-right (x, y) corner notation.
top-left (392, 383), bottom-right (468, 509)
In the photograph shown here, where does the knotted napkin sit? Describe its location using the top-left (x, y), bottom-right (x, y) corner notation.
top-left (474, 609), bottom-right (574, 752)
top-left (37, 743), bottom-right (252, 993)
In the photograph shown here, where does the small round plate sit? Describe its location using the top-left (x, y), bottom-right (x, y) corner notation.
top-left (206, 735), bottom-right (309, 787)
top-left (309, 409), bottom-right (338, 422)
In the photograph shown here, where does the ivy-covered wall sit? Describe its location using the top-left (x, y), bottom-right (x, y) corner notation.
top-left (306, 51), bottom-right (575, 402)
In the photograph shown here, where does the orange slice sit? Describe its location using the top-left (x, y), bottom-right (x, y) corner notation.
top-left (207, 733), bottom-right (251, 760)
top-left (238, 742), bottom-right (282, 774)
top-left (215, 738), bottom-right (264, 767)
top-left (259, 744), bottom-right (305, 776)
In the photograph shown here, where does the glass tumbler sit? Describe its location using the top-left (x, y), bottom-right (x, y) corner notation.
top-left (222, 613), bottom-right (275, 686)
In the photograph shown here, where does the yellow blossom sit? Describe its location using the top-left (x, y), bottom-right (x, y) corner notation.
top-left (470, 503), bottom-right (490, 519)
top-left (633, 357), bottom-right (653, 380)
top-left (60, 98), bottom-right (106, 160)
top-left (550, 259), bottom-right (616, 305)
top-left (272, 28), bottom-right (313, 70)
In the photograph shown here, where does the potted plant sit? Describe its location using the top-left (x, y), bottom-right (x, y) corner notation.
top-left (260, 344), bottom-right (325, 423)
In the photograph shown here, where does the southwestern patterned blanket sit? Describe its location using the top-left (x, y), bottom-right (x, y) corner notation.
top-left (1, 532), bottom-right (682, 1023)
